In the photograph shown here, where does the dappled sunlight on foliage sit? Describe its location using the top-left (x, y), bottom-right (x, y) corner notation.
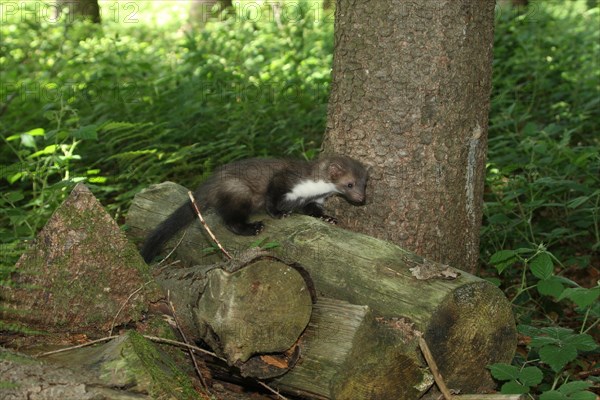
top-left (1, 1), bottom-right (333, 239)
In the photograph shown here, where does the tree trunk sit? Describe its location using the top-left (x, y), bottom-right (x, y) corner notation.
top-left (55, 0), bottom-right (101, 23)
top-left (322, 1), bottom-right (495, 273)
top-left (511, 0), bottom-right (529, 6)
top-left (189, 0), bottom-right (232, 24)
top-left (126, 182), bottom-right (517, 397)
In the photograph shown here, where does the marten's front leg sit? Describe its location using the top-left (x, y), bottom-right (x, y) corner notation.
top-left (265, 176), bottom-right (293, 219)
top-left (301, 202), bottom-right (338, 224)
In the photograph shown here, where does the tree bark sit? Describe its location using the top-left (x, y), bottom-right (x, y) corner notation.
top-left (322, 0), bottom-right (495, 273)
top-left (55, 0), bottom-right (101, 23)
top-left (126, 182), bottom-right (516, 396)
top-left (189, 0), bottom-right (232, 24)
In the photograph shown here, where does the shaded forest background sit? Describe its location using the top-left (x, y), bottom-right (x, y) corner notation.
top-left (1, 1), bottom-right (598, 397)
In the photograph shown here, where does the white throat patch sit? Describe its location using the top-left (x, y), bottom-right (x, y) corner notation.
top-left (285, 180), bottom-right (339, 202)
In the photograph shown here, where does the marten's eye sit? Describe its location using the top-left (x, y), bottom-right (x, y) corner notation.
top-left (347, 183), bottom-right (354, 188)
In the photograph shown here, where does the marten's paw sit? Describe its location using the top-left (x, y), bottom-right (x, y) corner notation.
top-left (251, 221), bottom-right (265, 234)
top-left (320, 215), bottom-right (338, 225)
top-left (267, 208), bottom-right (291, 219)
top-left (228, 221), bottom-right (264, 236)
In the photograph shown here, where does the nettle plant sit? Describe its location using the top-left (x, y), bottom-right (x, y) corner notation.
top-left (1, 104), bottom-right (102, 244)
top-left (488, 247), bottom-right (599, 399)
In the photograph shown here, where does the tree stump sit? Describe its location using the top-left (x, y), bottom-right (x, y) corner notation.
top-left (1, 183), bottom-right (161, 336)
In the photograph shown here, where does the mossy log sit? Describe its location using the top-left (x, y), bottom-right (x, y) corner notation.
top-left (127, 182), bottom-right (517, 398)
top-left (0, 344), bottom-right (152, 400)
top-left (43, 331), bottom-right (200, 400)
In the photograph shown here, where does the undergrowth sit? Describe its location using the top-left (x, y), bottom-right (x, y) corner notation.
top-left (484, 2), bottom-right (599, 398)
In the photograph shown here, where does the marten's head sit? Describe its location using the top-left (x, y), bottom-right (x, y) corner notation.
top-left (326, 156), bottom-right (368, 205)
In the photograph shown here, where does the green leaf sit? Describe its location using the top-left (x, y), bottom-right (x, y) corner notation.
top-left (518, 324), bottom-right (541, 336)
top-left (261, 241), bottom-right (280, 250)
top-left (71, 124), bottom-right (98, 140)
top-left (485, 277), bottom-right (501, 286)
top-left (518, 366), bottom-right (543, 386)
top-left (567, 196), bottom-right (590, 209)
top-left (558, 381), bottom-right (592, 395)
top-left (562, 333), bottom-right (598, 352)
top-left (540, 327), bottom-right (574, 339)
top-left (489, 363), bottom-right (520, 381)
top-left (5, 133), bottom-right (20, 141)
top-left (28, 145), bottom-right (58, 159)
top-left (25, 128), bottom-right (45, 136)
top-left (540, 391), bottom-right (566, 400)
top-left (3, 191), bottom-right (25, 203)
top-left (539, 344), bottom-right (577, 372)
top-left (542, 381), bottom-right (597, 400)
top-left (558, 287), bottom-right (600, 308)
top-left (530, 335), bottom-right (560, 348)
top-left (88, 177), bottom-right (107, 183)
top-left (568, 391), bottom-right (597, 400)
top-left (20, 133), bottom-right (36, 148)
top-left (530, 252), bottom-right (554, 279)
top-left (537, 276), bottom-right (565, 297)
top-left (500, 380), bottom-right (530, 394)
top-left (489, 250), bottom-right (518, 273)
top-left (7, 172), bottom-right (23, 184)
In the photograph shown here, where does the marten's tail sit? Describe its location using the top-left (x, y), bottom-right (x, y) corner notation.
top-left (141, 196), bottom-right (196, 263)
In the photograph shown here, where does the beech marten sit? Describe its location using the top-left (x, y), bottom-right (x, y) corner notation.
top-left (141, 155), bottom-right (368, 262)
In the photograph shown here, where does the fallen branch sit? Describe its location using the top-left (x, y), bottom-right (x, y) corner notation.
top-left (36, 336), bottom-right (120, 357)
top-left (109, 281), bottom-right (152, 336)
top-left (188, 191), bottom-right (232, 259)
top-left (418, 334), bottom-right (454, 400)
top-left (169, 296), bottom-right (211, 392)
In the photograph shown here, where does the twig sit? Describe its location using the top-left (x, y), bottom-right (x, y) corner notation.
top-left (36, 336), bottom-right (120, 357)
top-left (168, 294), bottom-right (210, 392)
top-left (157, 230), bottom-right (187, 267)
top-left (188, 191), bottom-right (232, 259)
top-left (109, 281), bottom-right (152, 336)
top-left (257, 381), bottom-right (290, 400)
top-left (153, 259), bottom-right (181, 276)
top-left (36, 334), bottom-right (224, 362)
top-left (142, 334), bottom-right (225, 361)
top-left (418, 334), bottom-right (454, 400)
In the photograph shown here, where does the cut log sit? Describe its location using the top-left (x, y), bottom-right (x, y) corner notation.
top-left (127, 182), bottom-right (517, 397)
top-left (155, 253), bottom-right (313, 373)
top-left (201, 296), bottom-right (434, 399)
top-left (272, 297), bottom-right (434, 399)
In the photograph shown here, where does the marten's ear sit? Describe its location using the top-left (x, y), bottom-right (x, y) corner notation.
top-left (328, 162), bottom-right (344, 180)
